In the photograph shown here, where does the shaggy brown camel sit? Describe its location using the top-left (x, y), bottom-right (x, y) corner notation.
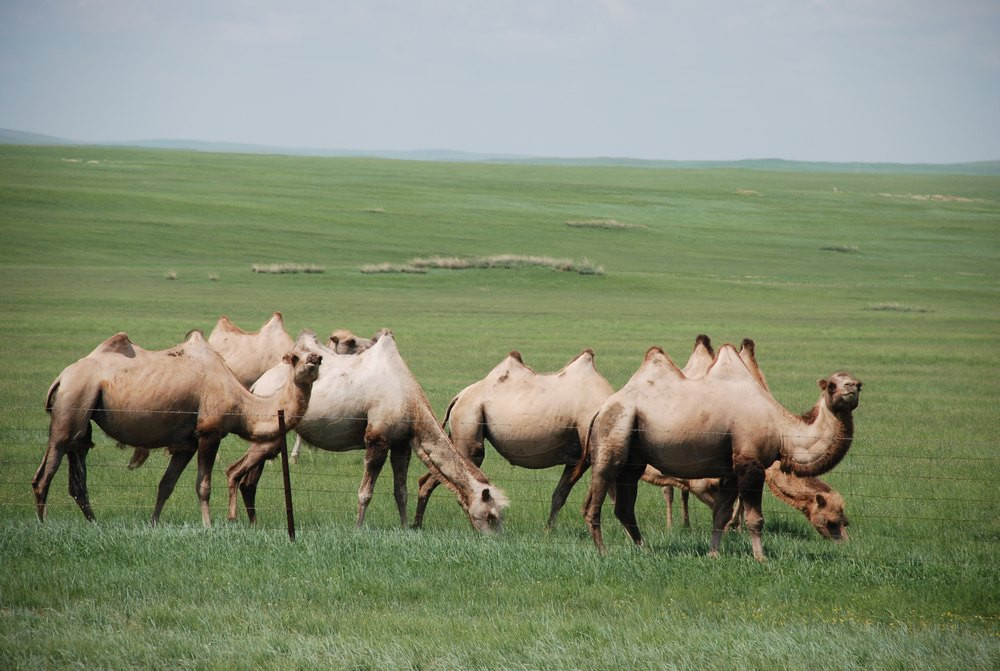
top-left (581, 342), bottom-right (861, 560)
top-left (411, 349), bottom-right (614, 530)
top-left (225, 330), bottom-right (509, 533)
top-left (128, 313), bottom-right (295, 470)
top-left (648, 335), bottom-right (849, 541)
top-left (33, 330), bottom-right (321, 526)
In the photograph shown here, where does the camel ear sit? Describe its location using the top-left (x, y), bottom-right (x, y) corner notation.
top-left (815, 493), bottom-right (827, 509)
top-left (283, 352), bottom-right (300, 365)
top-left (481, 488), bottom-right (492, 503)
top-left (817, 378), bottom-right (828, 391)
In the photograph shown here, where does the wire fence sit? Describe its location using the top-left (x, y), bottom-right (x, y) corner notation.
top-left (3, 405), bottom-right (996, 548)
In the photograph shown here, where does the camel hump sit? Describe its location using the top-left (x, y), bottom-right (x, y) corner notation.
top-left (507, 350), bottom-right (524, 364)
top-left (266, 312), bottom-right (284, 327)
top-left (706, 344), bottom-right (756, 381)
top-left (740, 338), bottom-right (756, 356)
top-left (96, 332), bottom-right (136, 358)
top-left (644, 345), bottom-right (665, 361)
top-left (184, 328), bottom-right (204, 342)
top-left (694, 334), bottom-right (714, 356)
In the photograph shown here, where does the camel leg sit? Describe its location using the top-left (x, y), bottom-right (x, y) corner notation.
top-left (545, 462), bottom-right (583, 530)
top-left (66, 447), bottom-right (96, 522)
top-left (681, 488), bottom-right (691, 528)
top-left (290, 433), bottom-right (302, 464)
top-left (662, 486), bottom-right (673, 529)
top-left (389, 443), bottom-right (411, 528)
top-left (357, 428), bottom-right (389, 527)
top-left (32, 442), bottom-right (68, 522)
top-left (195, 436), bottom-right (222, 528)
top-left (709, 476), bottom-right (739, 558)
top-left (238, 461), bottom-right (266, 525)
top-left (411, 472), bottom-right (443, 529)
top-left (152, 449), bottom-right (196, 526)
top-left (736, 459), bottom-right (767, 561)
top-left (612, 463), bottom-right (645, 548)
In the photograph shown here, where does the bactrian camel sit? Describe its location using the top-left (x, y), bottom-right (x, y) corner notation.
top-left (33, 330), bottom-right (321, 526)
top-left (645, 335), bottom-right (850, 541)
top-left (225, 330), bottom-right (509, 533)
top-left (412, 349), bottom-right (614, 530)
top-left (581, 341), bottom-right (861, 560)
top-left (128, 312), bottom-right (295, 470)
top-left (289, 328), bottom-right (377, 463)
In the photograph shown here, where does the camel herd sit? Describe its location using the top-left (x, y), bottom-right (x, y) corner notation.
top-left (33, 313), bottom-right (862, 560)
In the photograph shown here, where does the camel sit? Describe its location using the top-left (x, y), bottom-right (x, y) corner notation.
top-left (580, 341), bottom-right (861, 560)
top-left (225, 330), bottom-right (509, 533)
top-left (288, 328), bottom-right (376, 464)
top-left (127, 313), bottom-right (295, 470)
top-left (208, 312), bottom-right (295, 387)
top-left (411, 349), bottom-right (614, 530)
top-left (33, 330), bottom-right (321, 526)
top-left (647, 335), bottom-right (849, 541)
top-left (328, 328), bottom-right (376, 354)
top-left (641, 464), bottom-right (849, 541)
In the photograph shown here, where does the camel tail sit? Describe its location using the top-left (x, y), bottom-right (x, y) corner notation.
top-left (571, 411), bottom-right (600, 482)
top-left (441, 395), bottom-right (460, 431)
top-left (44, 379), bottom-right (60, 413)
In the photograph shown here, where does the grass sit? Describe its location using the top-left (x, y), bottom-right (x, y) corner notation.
top-left (0, 144), bottom-right (998, 669)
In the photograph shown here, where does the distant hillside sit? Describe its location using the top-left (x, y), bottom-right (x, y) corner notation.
top-left (2, 128), bottom-right (998, 175)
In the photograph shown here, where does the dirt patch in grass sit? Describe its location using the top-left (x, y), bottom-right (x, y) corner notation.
top-left (565, 219), bottom-right (645, 230)
top-left (252, 263), bottom-right (326, 274)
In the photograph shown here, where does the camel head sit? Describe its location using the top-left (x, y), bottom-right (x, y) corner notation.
top-left (328, 328), bottom-right (374, 354)
top-left (284, 350), bottom-right (322, 387)
top-left (806, 490), bottom-right (849, 541)
top-left (466, 483), bottom-right (510, 533)
top-left (818, 372), bottom-right (862, 414)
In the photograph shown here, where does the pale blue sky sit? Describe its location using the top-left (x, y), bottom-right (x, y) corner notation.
top-left (1, 0), bottom-right (998, 163)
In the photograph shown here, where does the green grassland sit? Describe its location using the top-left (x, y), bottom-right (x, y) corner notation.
top-left (0, 145), bottom-right (998, 669)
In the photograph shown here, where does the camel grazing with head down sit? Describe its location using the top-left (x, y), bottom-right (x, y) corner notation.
top-left (642, 463), bottom-right (850, 541)
top-left (646, 335), bottom-right (850, 541)
top-left (33, 330), bottom-right (321, 526)
top-left (581, 340), bottom-right (861, 560)
top-left (225, 330), bottom-right (509, 533)
top-left (412, 349), bottom-right (614, 530)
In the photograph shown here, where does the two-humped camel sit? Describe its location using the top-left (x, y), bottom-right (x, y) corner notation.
top-left (33, 330), bottom-right (321, 526)
top-left (581, 340), bottom-right (861, 560)
top-left (644, 335), bottom-right (850, 541)
top-left (412, 349), bottom-right (614, 530)
top-left (225, 330), bottom-right (509, 533)
top-left (290, 328), bottom-right (376, 464)
top-left (127, 313), bottom-right (295, 470)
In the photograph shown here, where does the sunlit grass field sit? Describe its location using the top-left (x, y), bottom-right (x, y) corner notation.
top-left (1, 145), bottom-right (998, 669)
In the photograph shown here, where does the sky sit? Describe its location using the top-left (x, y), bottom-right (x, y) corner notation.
top-left (1, 0), bottom-right (998, 163)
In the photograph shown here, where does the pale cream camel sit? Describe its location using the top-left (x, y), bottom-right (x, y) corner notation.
top-left (33, 331), bottom-right (321, 526)
top-left (128, 313), bottom-right (295, 470)
top-left (412, 349), bottom-right (614, 530)
top-left (648, 335), bottom-right (849, 540)
top-left (288, 328), bottom-right (377, 463)
top-left (225, 330), bottom-right (509, 533)
top-left (581, 342), bottom-right (861, 560)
